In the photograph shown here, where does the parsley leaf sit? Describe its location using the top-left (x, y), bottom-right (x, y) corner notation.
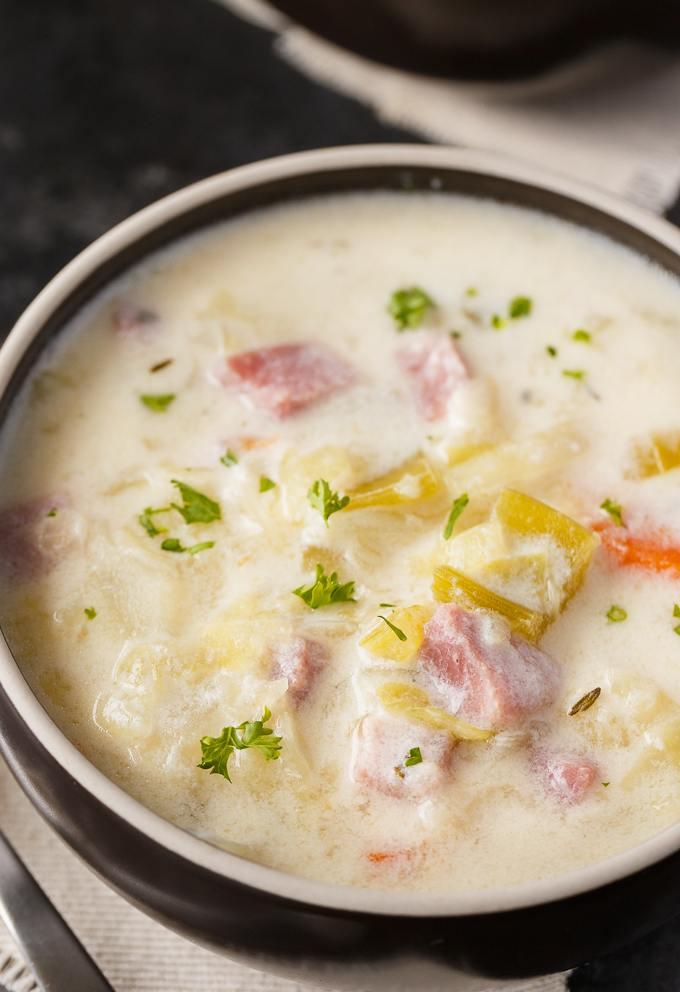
top-left (388, 287), bottom-right (434, 330)
top-left (220, 449), bottom-right (238, 467)
top-left (491, 314), bottom-right (506, 329)
top-left (465, 287), bottom-right (477, 297)
top-left (404, 747), bottom-right (422, 767)
top-left (607, 605), bottom-right (627, 622)
top-left (602, 782), bottom-right (610, 787)
top-left (568, 687), bottom-right (601, 715)
top-left (443, 493), bottom-right (469, 540)
top-left (293, 563), bottom-right (356, 609)
top-left (259, 476), bottom-right (276, 492)
top-left (84, 607), bottom-right (97, 620)
top-left (139, 506), bottom-right (170, 537)
top-left (140, 394), bottom-right (175, 412)
top-left (601, 499), bottom-right (625, 527)
top-left (161, 538), bottom-right (214, 555)
top-left (563, 369), bottom-right (585, 380)
top-left (307, 478), bottom-right (350, 526)
top-left (171, 480), bottom-right (221, 524)
top-left (673, 604), bottom-right (680, 618)
top-left (509, 296), bottom-right (532, 319)
top-left (450, 330), bottom-right (462, 339)
top-left (198, 706), bottom-right (282, 783)
top-left (378, 615), bottom-right (407, 641)
top-left (546, 345), bottom-right (557, 357)
top-left (47, 507), bottom-right (58, 517)
top-left (573, 329), bottom-right (591, 343)
top-left (379, 603), bottom-right (395, 608)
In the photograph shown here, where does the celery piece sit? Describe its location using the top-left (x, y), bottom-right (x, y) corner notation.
top-left (629, 432), bottom-right (680, 478)
top-left (447, 520), bottom-right (506, 573)
top-left (376, 682), bottom-right (494, 741)
top-left (473, 552), bottom-right (549, 614)
top-left (359, 605), bottom-right (432, 665)
top-left (432, 565), bottom-right (548, 642)
top-left (492, 489), bottom-right (598, 603)
top-left (346, 456), bottom-right (438, 510)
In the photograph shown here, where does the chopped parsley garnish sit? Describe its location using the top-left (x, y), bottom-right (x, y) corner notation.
top-left (673, 605), bottom-right (680, 635)
top-left (569, 687), bottom-right (601, 716)
top-left (465, 287), bottom-right (477, 297)
top-left (601, 499), bottom-right (624, 527)
top-left (562, 369), bottom-right (585, 380)
top-left (198, 706), bottom-right (282, 783)
top-left (388, 287), bottom-right (434, 330)
top-left (443, 493), bottom-right (469, 540)
top-left (139, 506), bottom-right (170, 537)
top-left (84, 607), bottom-right (97, 620)
top-left (546, 346), bottom-right (557, 357)
top-left (404, 747), bottom-right (422, 767)
top-left (259, 476), bottom-right (276, 492)
top-left (573, 329), bottom-right (591, 343)
top-left (607, 605), bottom-right (627, 623)
top-left (307, 478), bottom-right (350, 526)
top-left (379, 603), bottom-right (395, 608)
top-left (293, 563), bottom-right (355, 609)
top-left (47, 507), bottom-right (58, 517)
top-left (602, 782), bottom-right (610, 787)
top-left (171, 480), bottom-right (221, 524)
top-left (140, 393), bottom-right (175, 412)
top-left (450, 330), bottom-right (463, 339)
top-left (491, 314), bottom-right (506, 329)
top-left (149, 358), bottom-right (173, 373)
top-left (378, 615), bottom-right (407, 641)
top-left (220, 448), bottom-right (238, 467)
top-left (161, 538), bottom-right (215, 555)
top-left (509, 296), bottom-right (532, 319)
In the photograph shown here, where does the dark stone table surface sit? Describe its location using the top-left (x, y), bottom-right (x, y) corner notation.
top-left (1, 0), bottom-right (680, 988)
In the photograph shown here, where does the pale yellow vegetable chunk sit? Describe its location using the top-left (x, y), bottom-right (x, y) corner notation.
top-left (201, 619), bottom-right (282, 670)
top-left (628, 432), bottom-right (680, 479)
top-left (492, 489), bottom-right (598, 603)
top-left (473, 553), bottom-right (549, 614)
top-left (346, 456), bottom-right (438, 510)
top-left (359, 605), bottom-right (432, 665)
top-left (377, 683), bottom-right (494, 741)
top-left (432, 565), bottom-right (548, 642)
top-left (446, 520), bottom-right (506, 573)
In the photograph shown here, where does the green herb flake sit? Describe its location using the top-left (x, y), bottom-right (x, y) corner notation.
top-left (84, 607), bottom-right (97, 620)
top-left (379, 603), bottom-right (395, 608)
top-left (491, 314), bottom-right (506, 329)
top-left (293, 563), bottom-right (356, 610)
top-left (404, 747), bottom-right (422, 767)
top-left (171, 479), bottom-right (221, 524)
top-left (465, 287), bottom-right (477, 297)
top-left (149, 358), bottom-right (173, 373)
top-left (161, 538), bottom-right (185, 553)
top-left (601, 498), bottom-right (625, 527)
top-left (140, 393), bottom-right (175, 412)
top-left (546, 345), bottom-right (557, 357)
top-left (47, 507), bottom-right (58, 517)
top-left (509, 296), bottom-right (532, 319)
top-left (674, 624), bottom-right (680, 636)
top-left (307, 478), bottom-right (350, 526)
top-left (198, 706), bottom-right (282, 783)
top-left (220, 448), bottom-right (238, 467)
top-left (139, 506), bottom-right (170, 537)
top-left (450, 330), bottom-right (463, 339)
top-left (562, 369), bottom-right (585, 380)
top-left (573, 329), bottom-right (591, 343)
top-left (607, 605), bottom-right (627, 623)
top-left (378, 615), bottom-right (407, 641)
top-left (443, 493), bottom-right (469, 540)
top-left (388, 287), bottom-right (434, 330)
top-left (673, 604), bottom-right (680, 618)
top-left (161, 538), bottom-right (214, 555)
top-left (259, 476), bottom-right (276, 493)
top-left (602, 782), bottom-right (610, 787)
top-left (568, 687), bottom-right (601, 716)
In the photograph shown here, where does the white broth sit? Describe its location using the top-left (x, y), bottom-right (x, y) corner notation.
top-left (2, 191), bottom-right (680, 892)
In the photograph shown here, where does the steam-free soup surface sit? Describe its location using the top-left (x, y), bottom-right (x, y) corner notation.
top-left (2, 192), bottom-right (680, 892)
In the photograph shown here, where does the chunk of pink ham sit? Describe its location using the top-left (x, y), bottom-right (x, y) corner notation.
top-left (0, 493), bottom-right (73, 582)
top-left (533, 751), bottom-right (599, 803)
top-left (351, 712), bottom-right (454, 800)
top-left (396, 333), bottom-right (468, 421)
top-left (216, 342), bottom-right (357, 418)
top-left (420, 604), bottom-right (559, 729)
top-left (113, 303), bottom-right (159, 338)
top-left (269, 636), bottom-right (327, 705)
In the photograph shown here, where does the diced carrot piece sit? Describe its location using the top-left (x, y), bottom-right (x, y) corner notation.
top-left (594, 522), bottom-right (680, 576)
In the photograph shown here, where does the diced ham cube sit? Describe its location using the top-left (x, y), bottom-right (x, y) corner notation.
top-left (269, 637), bottom-right (327, 705)
top-left (216, 343), bottom-right (357, 418)
top-left (350, 713), bottom-right (454, 800)
top-left (113, 303), bottom-right (159, 338)
top-left (420, 604), bottom-right (560, 729)
top-left (533, 751), bottom-right (599, 803)
top-left (396, 333), bottom-right (468, 421)
top-left (0, 493), bottom-right (73, 582)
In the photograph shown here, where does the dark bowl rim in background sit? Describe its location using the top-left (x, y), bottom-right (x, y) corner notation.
top-left (1, 143), bottom-right (680, 924)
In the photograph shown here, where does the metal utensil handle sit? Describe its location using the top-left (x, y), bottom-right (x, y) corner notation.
top-left (0, 827), bottom-right (115, 992)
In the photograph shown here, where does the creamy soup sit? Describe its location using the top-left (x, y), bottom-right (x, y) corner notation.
top-left (3, 191), bottom-right (680, 893)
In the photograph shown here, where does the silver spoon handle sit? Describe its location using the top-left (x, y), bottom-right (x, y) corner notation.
top-left (0, 827), bottom-right (115, 992)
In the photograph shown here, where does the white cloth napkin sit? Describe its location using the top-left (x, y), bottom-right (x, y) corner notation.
top-left (221, 0), bottom-right (680, 215)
